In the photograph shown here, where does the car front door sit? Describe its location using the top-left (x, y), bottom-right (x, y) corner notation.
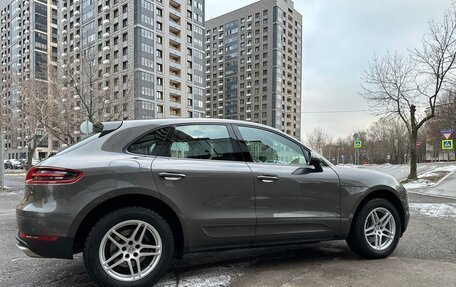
top-left (234, 124), bottom-right (341, 243)
top-left (151, 123), bottom-right (256, 252)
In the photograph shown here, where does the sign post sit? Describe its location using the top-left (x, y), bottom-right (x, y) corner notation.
top-left (353, 138), bottom-right (362, 165)
top-left (442, 139), bottom-right (454, 150)
top-left (441, 129), bottom-right (454, 162)
top-left (0, 135), bottom-right (4, 190)
top-left (80, 120), bottom-right (94, 138)
top-left (441, 129), bottom-right (454, 140)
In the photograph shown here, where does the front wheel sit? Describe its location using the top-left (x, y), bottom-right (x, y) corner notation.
top-left (347, 198), bottom-right (401, 259)
top-left (83, 207), bottom-right (174, 287)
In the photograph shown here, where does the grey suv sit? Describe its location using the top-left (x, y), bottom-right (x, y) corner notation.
top-left (16, 119), bottom-right (409, 287)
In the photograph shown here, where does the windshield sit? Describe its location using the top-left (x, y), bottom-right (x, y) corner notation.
top-left (55, 133), bottom-right (101, 156)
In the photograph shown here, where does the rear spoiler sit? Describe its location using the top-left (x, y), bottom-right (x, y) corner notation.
top-left (93, 121), bottom-right (123, 136)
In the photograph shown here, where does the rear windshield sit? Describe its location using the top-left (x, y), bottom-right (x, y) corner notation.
top-left (54, 133), bottom-right (101, 156)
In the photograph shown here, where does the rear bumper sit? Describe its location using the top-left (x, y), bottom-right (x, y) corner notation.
top-left (16, 233), bottom-right (74, 259)
top-left (16, 242), bottom-right (42, 258)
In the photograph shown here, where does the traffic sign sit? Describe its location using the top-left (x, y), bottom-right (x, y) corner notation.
top-left (354, 139), bottom-right (362, 149)
top-left (80, 120), bottom-right (93, 135)
top-left (441, 129), bottom-right (454, 140)
top-left (442, 140), bottom-right (454, 150)
top-left (416, 141), bottom-right (421, 147)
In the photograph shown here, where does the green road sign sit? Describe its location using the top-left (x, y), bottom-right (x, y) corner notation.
top-left (354, 139), bottom-right (362, 149)
top-left (442, 140), bottom-right (454, 150)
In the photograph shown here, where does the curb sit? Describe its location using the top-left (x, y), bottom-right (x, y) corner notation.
top-left (403, 166), bottom-right (456, 199)
top-left (402, 166), bottom-right (456, 189)
top-left (431, 169), bottom-right (456, 188)
top-left (406, 189), bottom-right (456, 200)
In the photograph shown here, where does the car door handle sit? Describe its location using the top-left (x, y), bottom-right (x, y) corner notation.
top-left (257, 175), bottom-right (279, 183)
top-left (158, 172), bottom-right (186, 181)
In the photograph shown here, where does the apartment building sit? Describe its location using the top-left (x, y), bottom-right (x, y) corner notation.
top-left (205, 0), bottom-right (302, 138)
top-left (0, 0), bottom-right (59, 160)
top-left (59, 0), bottom-right (206, 126)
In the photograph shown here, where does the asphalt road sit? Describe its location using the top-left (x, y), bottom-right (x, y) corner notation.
top-left (1, 169), bottom-right (456, 286)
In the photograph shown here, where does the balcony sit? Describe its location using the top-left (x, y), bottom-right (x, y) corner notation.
top-left (169, 67), bottom-right (181, 80)
top-left (170, 94), bottom-right (181, 104)
top-left (169, 80), bottom-right (182, 93)
top-left (169, 39), bottom-right (181, 53)
top-left (169, 26), bottom-right (181, 41)
top-left (169, 11), bottom-right (181, 25)
top-left (169, 0), bottom-right (181, 13)
top-left (169, 107), bottom-right (182, 117)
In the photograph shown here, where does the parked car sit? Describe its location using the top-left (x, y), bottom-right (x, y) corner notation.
top-left (4, 159), bottom-right (12, 169)
top-left (16, 119), bottom-right (409, 287)
top-left (8, 159), bottom-right (23, 169)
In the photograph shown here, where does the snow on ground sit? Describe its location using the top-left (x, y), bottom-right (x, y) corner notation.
top-left (403, 165), bottom-right (456, 190)
top-left (409, 203), bottom-right (456, 219)
top-left (156, 264), bottom-right (247, 287)
top-left (433, 165), bottom-right (456, 172)
top-left (403, 179), bottom-right (435, 189)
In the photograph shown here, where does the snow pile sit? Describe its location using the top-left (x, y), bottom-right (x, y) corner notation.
top-left (403, 179), bottom-right (435, 189)
top-left (403, 164), bottom-right (456, 190)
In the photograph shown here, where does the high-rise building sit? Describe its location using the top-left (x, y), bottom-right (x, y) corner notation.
top-left (0, 0), bottom-right (59, 160)
top-left (59, 0), bottom-right (206, 124)
top-left (205, 0), bottom-right (302, 138)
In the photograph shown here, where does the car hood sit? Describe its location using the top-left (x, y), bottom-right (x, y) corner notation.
top-left (332, 166), bottom-right (401, 188)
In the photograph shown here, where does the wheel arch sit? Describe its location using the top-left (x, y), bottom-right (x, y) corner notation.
top-left (349, 189), bottom-right (406, 236)
top-left (72, 193), bottom-right (185, 258)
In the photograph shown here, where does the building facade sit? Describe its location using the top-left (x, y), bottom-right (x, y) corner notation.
top-left (59, 0), bottom-right (206, 129)
top-left (1, 0), bottom-right (59, 160)
top-left (205, 0), bottom-right (302, 138)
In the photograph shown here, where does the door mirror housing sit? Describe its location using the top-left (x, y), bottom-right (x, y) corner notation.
top-left (310, 154), bottom-right (323, 172)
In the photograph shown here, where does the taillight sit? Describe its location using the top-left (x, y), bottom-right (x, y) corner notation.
top-left (19, 232), bottom-right (59, 242)
top-left (25, 167), bottom-right (84, 185)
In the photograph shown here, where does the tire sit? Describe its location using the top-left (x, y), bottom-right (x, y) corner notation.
top-left (346, 198), bottom-right (401, 259)
top-left (83, 207), bottom-right (174, 287)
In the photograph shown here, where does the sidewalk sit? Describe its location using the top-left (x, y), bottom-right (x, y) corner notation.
top-left (230, 256), bottom-right (456, 287)
top-left (411, 170), bottom-right (456, 198)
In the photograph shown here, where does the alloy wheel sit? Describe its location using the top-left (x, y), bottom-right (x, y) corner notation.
top-left (98, 220), bottom-right (162, 282)
top-left (364, 207), bottom-right (396, 251)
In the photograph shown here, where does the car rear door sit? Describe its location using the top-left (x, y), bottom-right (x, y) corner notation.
top-left (233, 124), bottom-right (341, 243)
top-left (151, 123), bottom-right (256, 252)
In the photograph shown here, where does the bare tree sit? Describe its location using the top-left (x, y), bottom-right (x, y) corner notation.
top-left (366, 119), bottom-right (410, 164)
top-left (12, 77), bottom-right (51, 166)
top-left (18, 51), bottom-right (136, 148)
top-left (306, 127), bottom-right (333, 156)
top-left (63, 51), bottom-right (135, 126)
top-left (361, 4), bottom-right (456, 179)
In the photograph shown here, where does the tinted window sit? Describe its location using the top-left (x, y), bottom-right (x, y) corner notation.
top-left (165, 125), bottom-right (237, 161)
top-left (238, 126), bottom-right (308, 165)
top-left (128, 127), bottom-right (169, 155)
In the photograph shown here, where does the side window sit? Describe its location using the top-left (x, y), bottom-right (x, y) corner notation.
top-left (127, 127), bottom-right (170, 155)
top-left (166, 125), bottom-right (237, 161)
top-left (238, 126), bottom-right (308, 165)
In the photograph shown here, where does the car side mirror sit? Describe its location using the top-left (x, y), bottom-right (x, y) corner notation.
top-left (310, 155), bottom-right (323, 172)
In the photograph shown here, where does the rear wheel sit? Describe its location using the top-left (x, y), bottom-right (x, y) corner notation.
top-left (83, 207), bottom-right (174, 287)
top-left (347, 198), bottom-right (401, 259)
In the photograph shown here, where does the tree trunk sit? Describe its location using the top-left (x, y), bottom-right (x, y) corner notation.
top-left (26, 143), bottom-right (36, 170)
top-left (409, 130), bottom-right (418, 179)
top-left (408, 105), bottom-right (418, 180)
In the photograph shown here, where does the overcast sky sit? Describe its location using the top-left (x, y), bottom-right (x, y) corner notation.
top-left (206, 0), bottom-right (452, 139)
